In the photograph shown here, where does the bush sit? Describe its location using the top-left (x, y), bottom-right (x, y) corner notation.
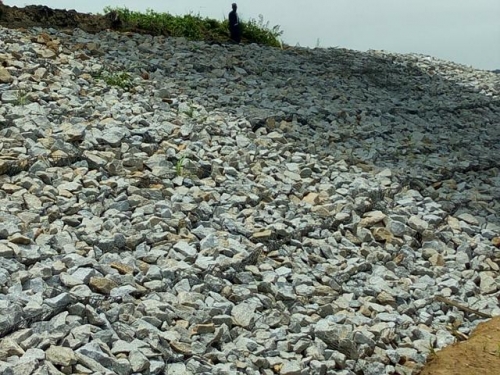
top-left (102, 7), bottom-right (283, 47)
top-left (240, 14), bottom-right (283, 47)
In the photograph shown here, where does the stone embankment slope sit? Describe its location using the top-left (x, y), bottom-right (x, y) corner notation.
top-left (0, 19), bottom-right (500, 375)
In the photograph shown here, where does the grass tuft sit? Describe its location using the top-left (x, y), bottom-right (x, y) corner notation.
top-left (14, 89), bottom-right (28, 106)
top-left (175, 155), bottom-right (186, 177)
top-left (94, 69), bottom-right (133, 90)
top-left (240, 14), bottom-right (283, 47)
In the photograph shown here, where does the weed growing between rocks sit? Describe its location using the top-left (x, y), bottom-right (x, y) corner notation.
top-left (14, 88), bottom-right (28, 106)
top-left (96, 70), bottom-right (133, 90)
top-left (175, 155), bottom-right (186, 177)
top-left (183, 106), bottom-right (194, 118)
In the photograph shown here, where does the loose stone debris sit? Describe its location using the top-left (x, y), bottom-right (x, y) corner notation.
top-left (0, 17), bottom-right (499, 375)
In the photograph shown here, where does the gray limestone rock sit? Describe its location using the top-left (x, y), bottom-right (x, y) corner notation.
top-left (280, 361), bottom-right (302, 375)
top-left (231, 302), bottom-right (257, 329)
top-left (45, 345), bottom-right (77, 367)
top-left (128, 349), bottom-right (149, 373)
top-left (0, 67), bottom-right (13, 83)
top-left (77, 342), bottom-right (131, 375)
top-left (0, 23), bottom-right (499, 375)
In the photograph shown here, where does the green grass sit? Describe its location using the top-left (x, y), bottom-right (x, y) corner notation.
top-left (14, 89), bottom-right (28, 106)
top-left (103, 7), bottom-right (283, 47)
top-left (175, 155), bottom-right (186, 177)
top-left (426, 339), bottom-right (436, 357)
top-left (94, 69), bottom-right (133, 90)
top-left (239, 14), bottom-right (283, 47)
top-left (103, 71), bottom-right (132, 89)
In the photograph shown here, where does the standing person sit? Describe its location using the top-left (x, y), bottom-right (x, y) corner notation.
top-left (228, 3), bottom-right (241, 43)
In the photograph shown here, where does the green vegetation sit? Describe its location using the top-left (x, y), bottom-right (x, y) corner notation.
top-left (94, 70), bottom-right (133, 90)
top-left (183, 107), bottom-right (194, 118)
top-left (175, 155), bottom-right (186, 177)
top-left (103, 7), bottom-right (283, 47)
top-left (103, 71), bottom-right (132, 89)
top-left (239, 14), bottom-right (283, 47)
top-left (14, 89), bottom-right (28, 106)
top-left (426, 339), bottom-right (437, 357)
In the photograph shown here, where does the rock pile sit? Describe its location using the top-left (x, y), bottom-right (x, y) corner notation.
top-left (0, 24), bottom-right (499, 375)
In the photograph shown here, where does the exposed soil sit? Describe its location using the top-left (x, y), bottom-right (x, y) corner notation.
top-left (418, 318), bottom-right (500, 375)
top-left (0, 3), bottom-right (229, 42)
top-left (0, 3), bottom-right (117, 33)
top-left (0, 3), bottom-right (499, 375)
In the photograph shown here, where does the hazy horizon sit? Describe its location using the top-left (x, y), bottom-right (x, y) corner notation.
top-left (4, 0), bottom-right (500, 70)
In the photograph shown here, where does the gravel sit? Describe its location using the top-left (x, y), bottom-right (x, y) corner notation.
top-left (0, 24), bottom-right (499, 375)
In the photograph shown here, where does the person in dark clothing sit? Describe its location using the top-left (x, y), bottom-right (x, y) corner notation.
top-left (228, 3), bottom-right (241, 43)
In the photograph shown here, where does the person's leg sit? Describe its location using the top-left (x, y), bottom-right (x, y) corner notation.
top-left (230, 28), bottom-right (239, 43)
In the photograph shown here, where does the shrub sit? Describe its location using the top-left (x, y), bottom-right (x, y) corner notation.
top-left (240, 14), bottom-right (283, 47)
top-left (102, 7), bottom-right (283, 47)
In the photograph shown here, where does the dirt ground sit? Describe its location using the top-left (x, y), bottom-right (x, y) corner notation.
top-left (0, 3), bottom-right (116, 32)
top-left (1, 3), bottom-right (500, 375)
top-left (418, 317), bottom-right (500, 375)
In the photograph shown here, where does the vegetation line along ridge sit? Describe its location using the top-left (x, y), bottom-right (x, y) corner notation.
top-left (102, 6), bottom-right (284, 47)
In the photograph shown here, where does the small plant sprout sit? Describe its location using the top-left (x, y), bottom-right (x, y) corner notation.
top-left (176, 155), bottom-right (186, 177)
top-left (427, 339), bottom-right (436, 357)
top-left (184, 107), bottom-right (194, 118)
top-left (15, 89), bottom-right (28, 106)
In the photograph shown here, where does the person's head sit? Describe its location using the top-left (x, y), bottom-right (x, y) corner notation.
top-left (232, 3), bottom-right (237, 11)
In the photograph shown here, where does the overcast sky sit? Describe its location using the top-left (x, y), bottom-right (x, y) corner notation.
top-left (5, 0), bottom-right (500, 70)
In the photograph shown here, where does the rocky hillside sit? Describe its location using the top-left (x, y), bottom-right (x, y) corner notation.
top-left (0, 8), bottom-right (500, 375)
